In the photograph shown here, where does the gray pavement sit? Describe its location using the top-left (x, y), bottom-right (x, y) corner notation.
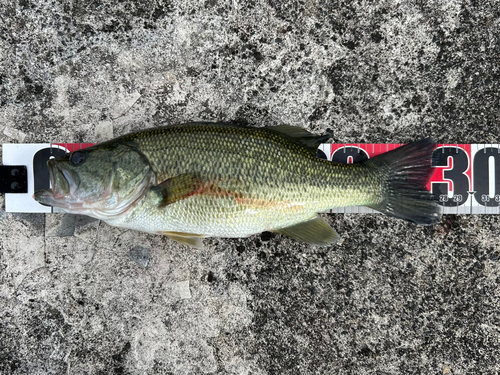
top-left (1, 1), bottom-right (499, 374)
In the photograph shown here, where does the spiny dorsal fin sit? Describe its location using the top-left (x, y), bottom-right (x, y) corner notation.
top-left (273, 215), bottom-right (339, 246)
top-left (267, 125), bottom-right (331, 153)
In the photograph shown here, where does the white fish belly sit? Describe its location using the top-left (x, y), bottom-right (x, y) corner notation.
top-left (105, 193), bottom-right (317, 238)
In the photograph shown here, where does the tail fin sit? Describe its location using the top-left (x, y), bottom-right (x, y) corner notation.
top-left (365, 139), bottom-right (440, 225)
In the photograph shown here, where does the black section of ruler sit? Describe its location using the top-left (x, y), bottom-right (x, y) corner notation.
top-left (0, 166), bottom-right (28, 193)
top-left (33, 147), bottom-right (67, 193)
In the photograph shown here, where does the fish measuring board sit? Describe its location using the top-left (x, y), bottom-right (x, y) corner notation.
top-left (2, 142), bottom-right (499, 215)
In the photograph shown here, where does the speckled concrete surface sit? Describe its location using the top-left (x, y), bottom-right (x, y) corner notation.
top-left (1, 1), bottom-right (500, 374)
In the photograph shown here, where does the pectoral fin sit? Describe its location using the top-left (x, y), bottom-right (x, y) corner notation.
top-left (274, 215), bottom-right (339, 246)
top-left (158, 231), bottom-right (206, 248)
top-left (152, 173), bottom-right (204, 208)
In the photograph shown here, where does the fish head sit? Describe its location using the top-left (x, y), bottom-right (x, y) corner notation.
top-left (34, 142), bottom-right (153, 218)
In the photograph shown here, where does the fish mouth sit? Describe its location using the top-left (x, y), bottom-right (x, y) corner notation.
top-left (34, 159), bottom-right (80, 208)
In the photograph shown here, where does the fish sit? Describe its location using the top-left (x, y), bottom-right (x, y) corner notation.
top-left (34, 122), bottom-right (440, 247)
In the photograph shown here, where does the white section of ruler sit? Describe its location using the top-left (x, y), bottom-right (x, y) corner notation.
top-left (3, 144), bottom-right (52, 213)
top-left (470, 144), bottom-right (500, 214)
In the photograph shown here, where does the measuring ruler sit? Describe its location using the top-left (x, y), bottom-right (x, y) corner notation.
top-left (2, 143), bottom-right (499, 215)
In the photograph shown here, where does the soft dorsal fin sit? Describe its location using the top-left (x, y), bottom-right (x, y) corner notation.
top-left (273, 215), bottom-right (339, 246)
top-left (267, 125), bottom-right (331, 153)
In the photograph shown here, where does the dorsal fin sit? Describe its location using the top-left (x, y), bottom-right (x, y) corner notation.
top-left (158, 122), bottom-right (331, 154)
top-left (267, 125), bottom-right (331, 153)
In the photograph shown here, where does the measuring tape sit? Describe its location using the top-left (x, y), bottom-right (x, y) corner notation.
top-left (2, 143), bottom-right (499, 215)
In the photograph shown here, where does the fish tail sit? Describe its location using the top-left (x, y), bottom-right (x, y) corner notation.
top-left (365, 139), bottom-right (440, 225)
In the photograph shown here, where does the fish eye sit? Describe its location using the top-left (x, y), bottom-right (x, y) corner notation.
top-left (70, 151), bottom-right (86, 166)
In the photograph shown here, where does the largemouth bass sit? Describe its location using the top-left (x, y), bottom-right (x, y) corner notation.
top-left (34, 123), bottom-right (439, 246)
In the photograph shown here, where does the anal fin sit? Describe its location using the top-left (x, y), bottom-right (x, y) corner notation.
top-left (273, 215), bottom-right (339, 246)
top-left (159, 231), bottom-right (206, 248)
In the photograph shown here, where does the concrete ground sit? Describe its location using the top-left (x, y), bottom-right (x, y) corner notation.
top-left (1, 0), bottom-right (500, 374)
